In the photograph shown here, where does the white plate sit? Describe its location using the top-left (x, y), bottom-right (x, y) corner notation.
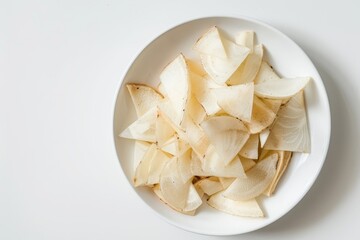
top-left (113, 16), bottom-right (331, 235)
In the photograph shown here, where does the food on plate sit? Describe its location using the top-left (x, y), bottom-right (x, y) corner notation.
top-left (126, 84), bottom-right (163, 117)
top-left (119, 26), bottom-right (311, 217)
top-left (207, 191), bottom-right (264, 217)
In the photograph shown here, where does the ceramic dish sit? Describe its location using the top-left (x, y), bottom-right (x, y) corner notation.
top-left (113, 16), bottom-right (331, 235)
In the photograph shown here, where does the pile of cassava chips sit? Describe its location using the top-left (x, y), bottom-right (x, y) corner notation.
top-left (119, 26), bottom-right (311, 217)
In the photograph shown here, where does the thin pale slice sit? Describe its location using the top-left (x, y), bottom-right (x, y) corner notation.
top-left (187, 95), bottom-right (206, 125)
top-left (222, 39), bottom-right (250, 60)
top-left (200, 42), bottom-right (250, 84)
top-left (207, 191), bottom-right (264, 217)
top-left (201, 116), bottom-right (249, 165)
top-left (147, 148), bottom-right (171, 185)
top-left (161, 139), bottom-right (177, 155)
top-left (206, 74), bottom-right (227, 88)
top-left (190, 72), bottom-right (221, 115)
top-left (239, 134), bottom-right (259, 159)
top-left (194, 26), bottom-right (227, 59)
top-left (184, 118), bottom-right (210, 159)
top-left (156, 113), bottom-right (175, 147)
top-left (254, 61), bottom-right (281, 84)
top-left (178, 149), bottom-right (193, 183)
top-left (261, 98), bottom-right (282, 114)
top-left (259, 129), bottom-right (270, 148)
top-left (160, 54), bottom-right (189, 126)
top-left (157, 83), bottom-right (167, 97)
top-left (227, 44), bottom-right (263, 85)
top-left (160, 157), bottom-right (191, 210)
top-left (161, 135), bottom-right (190, 156)
top-left (239, 157), bottom-right (256, 171)
top-left (194, 181), bottom-right (205, 199)
top-left (214, 109), bottom-right (228, 116)
top-left (133, 141), bottom-right (151, 172)
top-left (244, 96), bottom-right (276, 134)
top-left (264, 91), bottom-right (311, 152)
top-left (153, 185), bottom-right (191, 214)
top-left (127, 84), bottom-right (163, 117)
top-left (211, 83), bottom-right (254, 122)
top-left (190, 151), bottom-right (209, 176)
top-left (187, 59), bottom-right (207, 76)
top-left (202, 146), bottom-right (246, 178)
top-left (263, 151), bottom-right (292, 196)
top-left (119, 107), bottom-right (157, 142)
top-left (157, 98), bottom-right (184, 133)
top-left (153, 185), bottom-right (198, 215)
top-left (255, 77), bottom-right (311, 99)
top-left (134, 144), bottom-right (157, 186)
top-left (235, 30), bottom-right (254, 51)
top-left (134, 145), bottom-right (171, 186)
top-left (183, 184), bottom-right (203, 212)
top-left (223, 153), bottom-right (278, 201)
top-left (195, 177), bottom-right (223, 196)
top-left (219, 177), bottom-right (236, 189)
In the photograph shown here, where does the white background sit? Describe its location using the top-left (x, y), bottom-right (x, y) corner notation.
top-left (1, 0), bottom-right (360, 239)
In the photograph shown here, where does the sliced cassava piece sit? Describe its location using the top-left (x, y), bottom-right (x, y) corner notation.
top-left (159, 54), bottom-right (190, 127)
top-left (126, 84), bottom-right (163, 117)
top-left (253, 61), bottom-right (281, 84)
top-left (153, 185), bottom-right (194, 216)
top-left (200, 41), bottom-right (250, 84)
top-left (134, 144), bottom-right (170, 186)
top-left (195, 177), bottom-right (224, 196)
top-left (187, 58), bottom-right (207, 76)
top-left (239, 157), bottom-right (256, 171)
top-left (227, 44), bottom-right (263, 85)
top-left (133, 143), bottom-right (157, 186)
top-left (133, 141), bottom-right (151, 172)
top-left (264, 91), bottom-right (311, 152)
top-left (190, 72), bottom-right (222, 115)
top-left (184, 118), bottom-right (210, 159)
top-left (254, 77), bottom-right (311, 99)
top-left (219, 177), bottom-right (236, 189)
top-left (183, 184), bottom-right (203, 212)
top-left (207, 191), bottom-right (264, 217)
top-left (223, 153), bottom-right (278, 201)
top-left (160, 157), bottom-right (192, 210)
top-left (202, 146), bottom-right (247, 178)
top-left (194, 26), bottom-right (228, 59)
top-left (119, 107), bottom-right (157, 142)
top-left (177, 149), bottom-right (193, 184)
top-left (157, 98), bottom-right (184, 132)
top-left (195, 27), bottom-right (250, 84)
top-left (239, 134), bottom-right (259, 159)
top-left (261, 98), bottom-right (282, 114)
top-left (153, 184), bottom-right (202, 215)
top-left (256, 98), bottom-right (282, 148)
top-left (262, 151), bottom-right (292, 196)
top-left (200, 116), bottom-right (250, 165)
top-left (157, 83), bottom-right (167, 97)
top-left (161, 135), bottom-right (190, 156)
top-left (155, 113), bottom-right (175, 147)
top-left (190, 150), bottom-right (209, 176)
top-left (244, 96), bottom-right (276, 134)
top-left (235, 30), bottom-right (254, 51)
top-left (259, 129), bottom-right (271, 148)
top-left (147, 149), bottom-right (172, 185)
top-left (211, 83), bottom-right (254, 122)
top-left (186, 95), bottom-right (207, 125)
top-left (193, 179), bottom-right (205, 199)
